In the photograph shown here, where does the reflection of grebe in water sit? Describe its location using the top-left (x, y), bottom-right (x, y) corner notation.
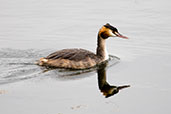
top-left (37, 23), bottom-right (128, 69)
top-left (97, 62), bottom-right (130, 98)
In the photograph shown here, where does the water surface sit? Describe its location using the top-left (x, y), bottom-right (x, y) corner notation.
top-left (0, 0), bottom-right (171, 114)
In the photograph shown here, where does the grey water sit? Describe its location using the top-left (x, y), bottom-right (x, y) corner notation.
top-left (0, 0), bottom-right (171, 114)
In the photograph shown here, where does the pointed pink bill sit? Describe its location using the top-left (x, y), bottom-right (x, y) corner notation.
top-left (114, 32), bottom-right (128, 39)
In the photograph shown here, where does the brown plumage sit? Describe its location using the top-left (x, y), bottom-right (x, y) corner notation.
top-left (41, 49), bottom-right (101, 69)
top-left (37, 23), bottom-right (128, 69)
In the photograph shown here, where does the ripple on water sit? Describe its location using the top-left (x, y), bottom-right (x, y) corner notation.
top-left (0, 48), bottom-right (120, 84)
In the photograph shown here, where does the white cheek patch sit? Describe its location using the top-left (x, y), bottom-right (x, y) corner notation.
top-left (114, 31), bottom-right (120, 36)
top-left (109, 30), bottom-right (116, 37)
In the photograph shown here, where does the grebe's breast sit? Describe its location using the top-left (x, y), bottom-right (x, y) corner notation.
top-left (42, 49), bottom-right (101, 69)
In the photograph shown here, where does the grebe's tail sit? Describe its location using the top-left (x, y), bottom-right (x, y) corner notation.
top-left (35, 57), bottom-right (48, 66)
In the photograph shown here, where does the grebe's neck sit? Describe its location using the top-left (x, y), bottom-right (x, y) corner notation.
top-left (96, 35), bottom-right (109, 61)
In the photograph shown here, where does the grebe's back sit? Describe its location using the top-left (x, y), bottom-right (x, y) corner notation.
top-left (46, 49), bottom-right (97, 61)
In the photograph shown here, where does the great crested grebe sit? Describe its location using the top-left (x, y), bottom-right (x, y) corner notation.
top-left (37, 23), bottom-right (128, 69)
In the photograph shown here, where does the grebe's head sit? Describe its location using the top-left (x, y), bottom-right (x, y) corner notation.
top-left (99, 23), bottom-right (128, 39)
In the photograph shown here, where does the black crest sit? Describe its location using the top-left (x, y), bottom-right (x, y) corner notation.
top-left (104, 23), bottom-right (118, 32)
